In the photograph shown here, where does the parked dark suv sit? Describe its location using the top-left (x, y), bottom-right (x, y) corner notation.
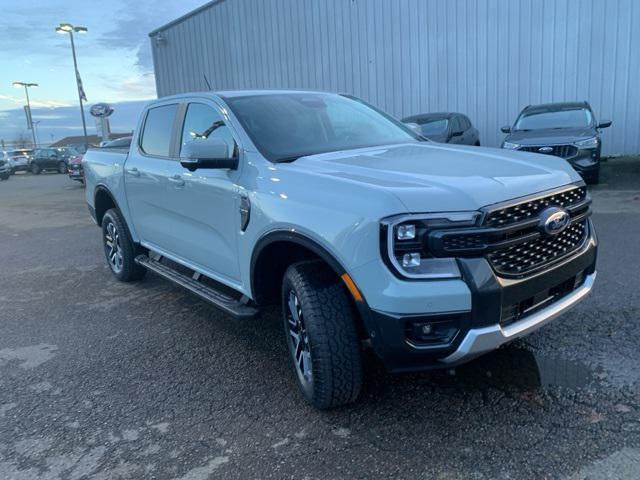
top-left (30, 148), bottom-right (78, 174)
top-left (403, 112), bottom-right (480, 146)
top-left (501, 102), bottom-right (611, 184)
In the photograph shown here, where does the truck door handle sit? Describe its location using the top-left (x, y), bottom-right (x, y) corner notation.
top-left (168, 174), bottom-right (185, 187)
top-left (126, 167), bottom-right (140, 177)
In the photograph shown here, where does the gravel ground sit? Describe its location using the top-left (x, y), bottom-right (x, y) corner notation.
top-left (0, 170), bottom-right (639, 479)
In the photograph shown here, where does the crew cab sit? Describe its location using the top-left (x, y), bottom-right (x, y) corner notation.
top-left (83, 91), bottom-right (597, 409)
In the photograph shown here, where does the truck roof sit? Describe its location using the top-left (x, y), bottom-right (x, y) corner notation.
top-left (149, 90), bottom-right (336, 105)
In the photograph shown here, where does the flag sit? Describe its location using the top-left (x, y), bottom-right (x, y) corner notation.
top-left (75, 68), bottom-right (87, 102)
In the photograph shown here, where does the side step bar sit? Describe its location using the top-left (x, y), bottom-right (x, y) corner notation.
top-left (135, 254), bottom-right (259, 320)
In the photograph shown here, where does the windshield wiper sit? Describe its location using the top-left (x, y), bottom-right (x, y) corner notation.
top-left (275, 155), bottom-right (303, 163)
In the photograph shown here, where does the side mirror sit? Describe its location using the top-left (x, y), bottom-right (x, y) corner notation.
top-left (597, 120), bottom-right (612, 129)
top-left (180, 137), bottom-right (237, 171)
top-left (501, 125), bottom-right (512, 134)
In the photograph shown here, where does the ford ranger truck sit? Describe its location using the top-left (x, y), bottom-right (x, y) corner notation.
top-left (83, 91), bottom-right (597, 409)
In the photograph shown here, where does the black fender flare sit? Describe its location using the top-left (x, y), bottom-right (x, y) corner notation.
top-left (93, 185), bottom-right (120, 224)
top-left (250, 230), bottom-right (347, 297)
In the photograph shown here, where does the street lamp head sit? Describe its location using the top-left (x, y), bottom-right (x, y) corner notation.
top-left (57, 23), bottom-right (73, 32)
top-left (12, 81), bottom-right (38, 88)
top-left (74, 26), bottom-right (88, 34)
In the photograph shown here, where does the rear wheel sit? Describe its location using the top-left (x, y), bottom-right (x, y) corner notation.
top-left (101, 209), bottom-right (147, 282)
top-left (282, 261), bottom-right (362, 409)
top-left (30, 163), bottom-right (41, 175)
top-left (58, 161), bottom-right (67, 174)
top-left (474, 141), bottom-right (481, 146)
top-left (0, 173), bottom-right (9, 181)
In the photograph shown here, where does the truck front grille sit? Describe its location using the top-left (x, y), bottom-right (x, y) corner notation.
top-left (484, 186), bottom-right (587, 228)
top-left (486, 220), bottom-right (588, 276)
top-left (427, 185), bottom-right (591, 278)
top-left (518, 144), bottom-right (578, 159)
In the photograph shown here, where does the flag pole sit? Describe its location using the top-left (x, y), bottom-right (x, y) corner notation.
top-left (68, 29), bottom-right (89, 152)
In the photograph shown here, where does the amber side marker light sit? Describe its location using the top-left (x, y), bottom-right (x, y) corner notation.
top-left (341, 273), bottom-right (363, 302)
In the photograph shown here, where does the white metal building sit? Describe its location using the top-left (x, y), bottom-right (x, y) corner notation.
top-left (150, 0), bottom-right (640, 154)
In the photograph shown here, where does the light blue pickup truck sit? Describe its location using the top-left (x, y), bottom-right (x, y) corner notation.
top-left (83, 90), bottom-right (597, 409)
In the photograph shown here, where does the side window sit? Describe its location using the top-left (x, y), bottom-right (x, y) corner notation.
top-left (462, 116), bottom-right (472, 129)
top-left (451, 116), bottom-right (462, 133)
top-left (140, 104), bottom-right (178, 157)
top-left (180, 103), bottom-right (235, 154)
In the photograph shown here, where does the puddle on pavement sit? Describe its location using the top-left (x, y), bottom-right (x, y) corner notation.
top-left (454, 346), bottom-right (593, 391)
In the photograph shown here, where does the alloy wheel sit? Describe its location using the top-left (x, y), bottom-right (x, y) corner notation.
top-left (286, 290), bottom-right (313, 387)
top-left (104, 221), bottom-right (124, 274)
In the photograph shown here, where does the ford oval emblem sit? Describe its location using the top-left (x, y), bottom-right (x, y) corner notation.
top-left (539, 206), bottom-right (570, 236)
top-left (538, 146), bottom-right (554, 154)
top-left (90, 103), bottom-right (114, 118)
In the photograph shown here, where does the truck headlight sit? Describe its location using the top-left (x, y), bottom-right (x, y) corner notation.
top-left (574, 137), bottom-right (599, 149)
top-left (502, 142), bottom-right (520, 150)
top-left (381, 212), bottom-right (480, 279)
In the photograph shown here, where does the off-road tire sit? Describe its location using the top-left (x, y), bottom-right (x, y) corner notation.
top-left (282, 261), bottom-right (363, 409)
top-left (31, 163), bottom-right (41, 175)
top-left (101, 208), bottom-right (147, 282)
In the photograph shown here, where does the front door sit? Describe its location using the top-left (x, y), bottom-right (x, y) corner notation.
top-left (162, 101), bottom-right (241, 283)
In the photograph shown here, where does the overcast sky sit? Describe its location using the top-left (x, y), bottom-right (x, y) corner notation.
top-left (0, 0), bottom-right (204, 145)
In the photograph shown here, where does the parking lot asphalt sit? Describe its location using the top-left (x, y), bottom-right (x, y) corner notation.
top-left (0, 164), bottom-right (639, 480)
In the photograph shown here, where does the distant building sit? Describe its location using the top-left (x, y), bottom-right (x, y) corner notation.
top-left (50, 133), bottom-right (131, 149)
top-left (149, 0), bottom-right (639, 155)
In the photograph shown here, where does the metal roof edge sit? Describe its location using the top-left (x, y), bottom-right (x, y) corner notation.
top-left (148, 0), bottom-right (226, 37)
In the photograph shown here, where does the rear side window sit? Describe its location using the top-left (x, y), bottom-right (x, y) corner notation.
top-left (141, 104), bottom-right (178, 157)
top-left (451, 116), bottom-right (463, 132)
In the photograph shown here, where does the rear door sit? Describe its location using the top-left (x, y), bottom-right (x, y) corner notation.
top-left (124, 102), bottom-right (181, 249)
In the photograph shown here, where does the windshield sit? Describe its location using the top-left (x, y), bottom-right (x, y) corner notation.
top-left (417, 118), bottom-right (448, 135)
top-left (224, 93), bottom-right (420, 162)
top-left (514, 108), bottom-right (593, 131)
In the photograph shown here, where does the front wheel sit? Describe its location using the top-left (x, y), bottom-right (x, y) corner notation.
top-left (0, 173), bottom-right (9, 181)
top-left (58, 161), bottom-right (67, 174)
top-left (30, 163), bottom-right (41, 175)
top-left (282, 261), bottom-right (363, 409)
top-left (101, 209), bottom-right (147, 282)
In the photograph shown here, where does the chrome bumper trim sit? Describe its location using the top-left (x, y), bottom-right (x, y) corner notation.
top-left (441, 272), bottom-right (596, 364)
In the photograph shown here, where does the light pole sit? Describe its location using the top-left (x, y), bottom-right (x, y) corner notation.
top-left (12, 81), bottom-right (38, 148)
top-left (32, 121), bottom-right (41, 146)
top-left (56, 23), bottom-right (88, 151)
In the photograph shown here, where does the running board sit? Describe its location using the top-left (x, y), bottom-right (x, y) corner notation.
top-left (135, 254), bottom-right (259, 320)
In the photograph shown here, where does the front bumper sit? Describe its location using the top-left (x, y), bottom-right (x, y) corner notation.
top-left (441, 271), bottom-right (595, 364)
top-left (354, 223), bottom-right (597, 373)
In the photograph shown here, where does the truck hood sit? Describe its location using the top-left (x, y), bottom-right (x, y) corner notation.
top-left (291, 143), bottom-right (580, 212)
top-left (505, 127), bottom-right (596, 145)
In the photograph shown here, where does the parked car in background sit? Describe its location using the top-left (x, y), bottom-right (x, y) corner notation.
top-left (100, 136), bottom-right (132, 149)
top-left (0, 154), bottom-right (11, 180)
top-left (29, 148), bottom-right (70, 174)
top-left (68, 154), bottom-right (84, 184)
top-left (83, 90), bottom-right (596, 409)
top-left (402, 112), bottom-right (480, 145)
top-left (501, 102), bottom-right (611, 184)
top-left (8, 148), bottom-right (34, 173)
